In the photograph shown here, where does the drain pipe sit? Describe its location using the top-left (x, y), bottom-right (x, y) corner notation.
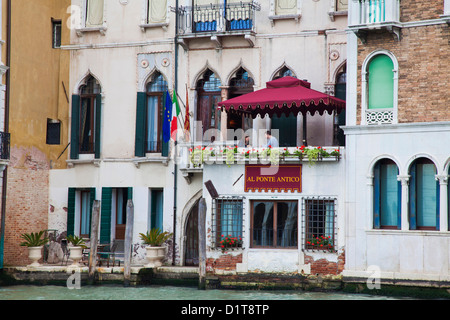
top-left (0, 0), bottom-right (11, 269)
top-left (172, 0), bottom-right (179, 266)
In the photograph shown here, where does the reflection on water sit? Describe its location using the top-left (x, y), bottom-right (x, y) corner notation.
top-left (0, 285), bottom-right (399, 300)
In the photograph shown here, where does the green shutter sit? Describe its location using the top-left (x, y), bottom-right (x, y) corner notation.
top-left (135, 92), bottom-right (146, 157)
top-left (70, 95), bottom-right (80, 159)
top-left (100, 187), bottom-right (112, 244)
top-left (67, 188), bottom-right (76, 236)
top-left (368, 55), bottom-right (394, 109)
top-left (95, 94), bottom-right (102, 159)
top-left (127, 187), bottom-right (133, 200)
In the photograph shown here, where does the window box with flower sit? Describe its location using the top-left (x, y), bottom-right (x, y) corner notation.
top-left (306, 235), bottom-right (335, 252)
top-left (219, 234), bottom-right (243, 253)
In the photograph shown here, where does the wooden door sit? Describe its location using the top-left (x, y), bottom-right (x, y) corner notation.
top-left (184, 201), bottom-right (199, 266)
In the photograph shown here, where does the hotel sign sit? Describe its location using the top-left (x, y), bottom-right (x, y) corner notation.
top-left (244, 164), bottom-right (302, 193)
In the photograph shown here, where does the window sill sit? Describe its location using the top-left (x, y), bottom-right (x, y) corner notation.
top-left (139, 22), bottom-right (169, 32)
top-left (366, 229), bottom-right (450, 237)
top-left (268, 14), bottom-right (301, 26)
top-left (75, 26), bottom-right (107, 37)
top-left (133, 156), bottom-right (169, 168)
top-left (328, 10), bottom-right (347, 22)
top-left (67, 159), bottom-right (101, 168)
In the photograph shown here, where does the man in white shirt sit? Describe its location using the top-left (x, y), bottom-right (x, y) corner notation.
top-left (264, 130), bottom-right (279, 148)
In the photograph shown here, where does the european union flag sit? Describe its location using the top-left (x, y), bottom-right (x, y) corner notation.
top-left (162, 90), bottom-right (172, 143)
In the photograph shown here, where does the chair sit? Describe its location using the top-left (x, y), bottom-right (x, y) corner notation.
top-left (97, 242), bottom-right (119, 267)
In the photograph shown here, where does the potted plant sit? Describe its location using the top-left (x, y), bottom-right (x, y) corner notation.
top-left (66, 235), bottom-right (86, 267)
top-left (139, 228), bottom-right (173, 268)
top-left (20, 230), bottom-right (49, 267)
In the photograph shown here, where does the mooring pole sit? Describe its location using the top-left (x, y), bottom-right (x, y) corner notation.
top-left (88, 200), bottom-right (101, 283)
top-left (198, 198), bottom-right (207, 290)
top-left (124, 199), bottom-right (134, 287)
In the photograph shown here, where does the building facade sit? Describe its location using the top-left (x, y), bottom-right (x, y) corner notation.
top-left (45, 0), bottom-right (348, 272)
top-left (344, 0), bottom-right (450, 283)
top-left (1, 0), bottom-right (70, 266)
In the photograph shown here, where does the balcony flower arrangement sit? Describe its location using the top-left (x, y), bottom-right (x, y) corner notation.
top-left (190, 146), bottom-right (216, 167)
top-left (306, 235), bottom-right (334, 252)
top-left (221, 146), bottom-right (238, 165)
top-left (219, 234), bottom-right (243, 253)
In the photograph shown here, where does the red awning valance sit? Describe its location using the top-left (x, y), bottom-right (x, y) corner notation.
top-left (218, 76), bottom-right (345, 119)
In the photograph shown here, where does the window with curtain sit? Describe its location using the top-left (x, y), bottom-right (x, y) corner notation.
top-left (251, 200), bottom-right (298, 248)
top-left (79, 76), bottom-right (101, 154)
top-left (150, 189), bottom-right (164, 231)
top-left (303, 198), bottom-right (336, 251)
top-left (147, 0), bottom-right (167, 24)
top-left (409, 158), bottom-right (439, 230)
top-left (368, 54), bottom-right (394, 110)
top-left (196, 69), bottom-right (221, 136)
top-left (86, 0), bottom-right (104, 27)
top-left (275, 0), bottom-right (297, 15)
top-left (373, 159), bottom-right (400, 229)
top-left (80, 190), bottom-right (92, 238)
top-left (212, 197), bottom-right (243, 248)
top-left (146, 72), bottom-right (168, 153)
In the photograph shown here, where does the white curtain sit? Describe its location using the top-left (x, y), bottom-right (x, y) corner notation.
top-left (86, 0), bottom-right (104, 27)
top-left (275, 0), bottom-right (297, 15)
top-left (280, 202), bottom-right (297, 247)
top-left (148, 0), bottom-right (167, 24)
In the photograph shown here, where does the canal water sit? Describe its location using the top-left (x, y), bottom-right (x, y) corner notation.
top-left (0, 284), bottom-right (400, 300)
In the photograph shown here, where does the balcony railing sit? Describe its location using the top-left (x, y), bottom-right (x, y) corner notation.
top-left (179, 144), bottom-right (342, 171)
top-left (350, 0), bottom-right (400, 25)
top-left (0, 132), bottom-right (10, 161)
top-left (349, 0), bottom-right (401, 41)
top-left (174, 1), bottom-right (261, 36)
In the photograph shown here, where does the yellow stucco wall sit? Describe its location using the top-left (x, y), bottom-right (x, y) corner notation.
top-left (8, 0), bottom-right (71, 169)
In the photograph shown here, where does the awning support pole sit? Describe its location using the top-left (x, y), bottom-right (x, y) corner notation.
top-left (302, 113), bottom-right (308, 146)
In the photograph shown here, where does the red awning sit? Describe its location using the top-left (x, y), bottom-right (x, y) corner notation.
top-left (218, 76), bottom-right (345, 119)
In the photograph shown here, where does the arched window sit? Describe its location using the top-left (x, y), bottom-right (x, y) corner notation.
top-left (71, 75), bottom-right (102, 159)
top-left (145, 72), bottom-right (168, 153)
top-left (368, 55), bottom-right (394, 110)
top-left (196, 70), bottom-right (221, 136)
top-left (273, 66), bottom-right (296, 80)
top-left (335, 64), bottom-right (346, 146)
top-left (409, 158), bottom-right (439, 230)
top-left (227, 68), bottom-right (254, 132)
top-left (362, 51), bottom-right (398, 125)
top-left (373, 159), bottom-right (401, 229)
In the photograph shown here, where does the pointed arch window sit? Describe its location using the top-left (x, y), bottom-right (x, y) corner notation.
top-left (146, 72), bottom-right (168, 153)
top-left (273, 66), bottom-right (296, 80)
top-left (71, 75), bottom-right (102, 159)
top-left (196, 70), bottom-right (222, 136)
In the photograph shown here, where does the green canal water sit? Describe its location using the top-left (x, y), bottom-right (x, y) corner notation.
top-left (0, 284), bottom-right (401, 300)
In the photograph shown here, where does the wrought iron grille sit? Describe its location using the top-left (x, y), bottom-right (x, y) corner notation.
top-left (211, 196), bottom-right (244, 249)
top-left (173, 1), bottom-right (261, 35)
top-left (302, 197), bottom-right (337, 252)
top-left (0, 132), bottom-right (10, 160)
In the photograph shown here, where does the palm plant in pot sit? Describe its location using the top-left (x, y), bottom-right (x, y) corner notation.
top-left (139, 228), bottom-right (172, 268)
top-left (20, 230), bottom-right (49, 267)
top-left (66, 235), bottom-right (86, 267)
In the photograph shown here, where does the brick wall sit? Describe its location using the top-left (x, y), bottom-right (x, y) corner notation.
top-left (356, 23), bottom-right (450, 124)
top-left (305, 250), bottom-right (345, 275)
top-left (207, 253), bottom-right (243, 272)
top-left (400, 0), bottom-right (445, 22)
top-left (2, 147), bottom-right (49, 266)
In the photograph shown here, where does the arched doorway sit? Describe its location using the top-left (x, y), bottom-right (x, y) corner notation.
top-left (227, 67), bottom-right (254, 132)
top-left (184, 200), bottom-right (199, 266)
top-left (196, 69), bottom-right (221, 137)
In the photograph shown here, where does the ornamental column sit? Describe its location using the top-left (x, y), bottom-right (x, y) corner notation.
top-left (397, 175), bottom-right (410, 231)
top-left (436, 175), bottom-right (448, 232)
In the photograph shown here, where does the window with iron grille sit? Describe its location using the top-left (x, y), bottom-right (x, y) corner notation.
top-left (302, 198), bottom-right (337, 252)
top-left (211, 197), bottom-right (244, 249)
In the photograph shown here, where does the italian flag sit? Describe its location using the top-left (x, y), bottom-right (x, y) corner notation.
top-left (171, 90), bottom-right (181, 140)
